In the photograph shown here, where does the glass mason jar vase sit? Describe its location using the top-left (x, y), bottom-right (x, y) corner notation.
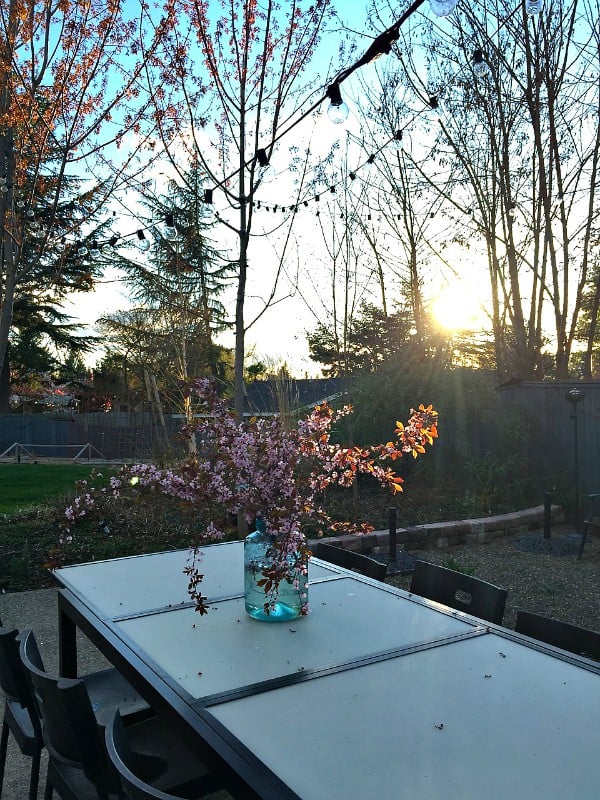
top-left (244, 519), bottom-right (308, 621)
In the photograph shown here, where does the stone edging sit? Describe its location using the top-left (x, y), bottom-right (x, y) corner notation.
top-left (307, 505), bottom-right (565, 554)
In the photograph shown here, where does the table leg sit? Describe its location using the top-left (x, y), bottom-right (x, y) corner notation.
top-left (58, 605), bottom-right (77, 677)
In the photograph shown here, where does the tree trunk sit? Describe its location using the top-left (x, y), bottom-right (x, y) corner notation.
top-left (0, 345), bottom-right (10, 413)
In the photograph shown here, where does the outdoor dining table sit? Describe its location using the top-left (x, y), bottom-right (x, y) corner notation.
top-left (53, 540), bottom-right (600, 800)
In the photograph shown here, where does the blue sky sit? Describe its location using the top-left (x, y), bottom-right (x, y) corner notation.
top-left (64, 0), bottom-right (424, 375)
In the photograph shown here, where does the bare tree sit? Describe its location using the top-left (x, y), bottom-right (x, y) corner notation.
top-left (372, 0), bottom-right (600, 378)
top-left (143, 0), bottom-right (339, 417)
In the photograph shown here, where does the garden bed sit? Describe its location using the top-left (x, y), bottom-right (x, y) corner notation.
top-left (308, 504), bottom-right (565, 553)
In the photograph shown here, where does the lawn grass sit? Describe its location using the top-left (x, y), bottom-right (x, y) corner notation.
top-left (0, 463), bottom-right (213, 592)
top-left (0, 463), bottom-right (111, 513)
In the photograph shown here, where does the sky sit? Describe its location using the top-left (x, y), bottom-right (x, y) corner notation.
top-left (62, 0), bottom-right (481, 377)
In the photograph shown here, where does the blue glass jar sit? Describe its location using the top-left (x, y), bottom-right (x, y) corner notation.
top-left (244, 518), bottom-right (308, 621)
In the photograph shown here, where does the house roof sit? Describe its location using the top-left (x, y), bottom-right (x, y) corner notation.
top-left (243, 378), bottom-right (346, 415)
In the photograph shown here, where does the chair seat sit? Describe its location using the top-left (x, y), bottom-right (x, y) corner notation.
top-left (83, 667), bottom-right (151, 726)
top-left (46, 757), bottom-right (120, 800)
top-left (5, 698), bottom-right (38, 754)
top-left (125, 714), bottom-right (228, 795)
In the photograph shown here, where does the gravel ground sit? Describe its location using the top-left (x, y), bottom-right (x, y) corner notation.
top-left (385, 524), bottom-right (600, 632)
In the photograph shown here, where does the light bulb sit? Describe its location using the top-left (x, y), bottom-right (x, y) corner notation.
top-left (77, 246), bottom-right (88, 256)
top-left (525, 0), bottom-right (542, 15)
top-left (201, 203), bottom-right (216, 223)
top-left (137, 230), bottom-right (150, 251)
top-left (326, 83), bottom-right (349, 125)
top-left (429, 0), bottom-right (458, 16)
top-left (327, 99), bottom-right (349, 124)
top-left (472, 49), bottom-right (490, 77)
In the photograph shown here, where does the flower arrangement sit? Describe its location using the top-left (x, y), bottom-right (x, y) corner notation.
top-left (63, 379), bottom-right (438, 616)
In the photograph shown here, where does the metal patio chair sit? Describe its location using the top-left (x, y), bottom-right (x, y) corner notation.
top-left (105, 709), bottom-right (236, 800)
top-left (515, 611), bottom-right (600, 661)
top-left (314, 543), bottom-right (387, 581)
top-left (0, 622), bottom-right (43, 800)
top-left (409, 560), bottom-right (508, 625)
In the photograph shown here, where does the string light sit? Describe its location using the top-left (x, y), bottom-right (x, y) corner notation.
top-left (137, 229), bottom-right (150, 250)
top-left (525, 0), bottom-right (542, 15)
top-left (256, 149), bottom-right (270, 167)
top-left (472, 49), bottom-right (490, 77)
top-left (429, 0), bottom-right (458, 16)
top-left (326, 83), bottom-right (350, 124)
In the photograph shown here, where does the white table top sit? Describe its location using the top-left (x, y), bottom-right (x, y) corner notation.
top-left (211, 632), bottom-right (600, 800)
top-left (54, 542), bottom-right (600, 800)
top-left (114, 578), bottom-right (475, 699)
top-left (54, 540), bottom-right (340, 619)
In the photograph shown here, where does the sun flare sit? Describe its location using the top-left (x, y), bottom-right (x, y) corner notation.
top-left (430, 286), bottom-right (485, 332)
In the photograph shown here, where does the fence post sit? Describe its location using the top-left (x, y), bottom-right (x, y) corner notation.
top-left (389, 507), bottom-right (397, 561)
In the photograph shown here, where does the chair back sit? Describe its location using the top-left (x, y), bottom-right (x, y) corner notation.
top-left (410, 560), bottom-right (507, 625)
top-left (0, 624), bottom-right (38, 718)
top-left (18, 628), bottom-right (117, 799)
top-left (314, 543), bottom-right (387, 581)
top-left (515, 611), bottom-right (600, 661)
top-left (105, 710), bottom-right (180, 800)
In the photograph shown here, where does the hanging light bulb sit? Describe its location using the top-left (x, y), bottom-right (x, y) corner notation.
top-left (429, 0), bottom-right (458, 17)
top-left (164, 212), bottom-right (177, 239)
top-left (472, 49), bottom-right (490, 77)
top-left (16, 199), bottom-right (25, 209)
top-left (137, 230), bottom-right (150, 251)
top-left (76, 243), bottom-right (88, 256)
top-left (90, 240), bottom-right (101, 257)
top-left (255, 148), bottom-right (275, 180)
top-left (201, 188), bottom-right (216, 222)
top-left (256, 149), bottom-right (270, 167)
top-left (525, 0), bottom-right (542, 15)
top-left (326, 83), bottom-right (349, 125)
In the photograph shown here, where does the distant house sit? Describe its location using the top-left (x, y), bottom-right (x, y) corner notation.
top-left (243, 378), bottom-right (346, 417)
